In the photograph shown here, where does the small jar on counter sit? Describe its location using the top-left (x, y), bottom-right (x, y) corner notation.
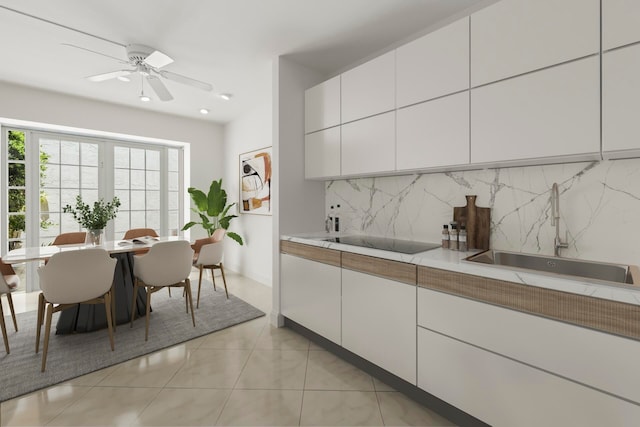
top-left (459, 224), bottom-right (468, 252)
top-left (441, 224), bottom-right (450, 249)
top-left (449, 222), bottom-right (459, 251)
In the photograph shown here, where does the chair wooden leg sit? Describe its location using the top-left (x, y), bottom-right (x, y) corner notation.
top-left (111, 283), bottom-right (116, 332)
top-left (6, 293), bottom-right (17, 331)
top-left (210, 268), bottom-right (217, 291)
top-left (104, 292), bottom-right (115, 351)
top-left (36, 293), bottom-right (45, 353)
top-left (145, 287), bottom-right (152, 341)
top-left (0, 298), bottom-right (8, 354)
top-left (219, 263), bottom-right (229, 299)
top-left (185, 285), bottom-right (189, 313)
top-left (185, 279), bottom-right (195, 327)
top-left (41, 304), bottom-right (53, 372)
top-left (130, 280), bottom-right (139, 327)
top-left (197, 265), bottom-right (203, 308)
top-left (168, 287), bottom-right (172, 297)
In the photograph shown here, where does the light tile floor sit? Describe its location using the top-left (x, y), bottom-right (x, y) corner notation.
top-left (1, 270), bottom-right (456, 426)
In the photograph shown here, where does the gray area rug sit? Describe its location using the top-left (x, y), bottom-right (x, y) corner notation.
top-left (0, 282), bottom-right (265, 402)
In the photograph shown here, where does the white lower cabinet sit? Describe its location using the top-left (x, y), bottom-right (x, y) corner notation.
top-left (342, 268), bottom-right (416, 383)
top-left (281, 253), bottom-right (341, 344)
top-left (417, 287), bottom-right (640, 405)
top-left (417, 327), bottom-right (640, 427)
top-left (341, 111), bottom-right (395, 176)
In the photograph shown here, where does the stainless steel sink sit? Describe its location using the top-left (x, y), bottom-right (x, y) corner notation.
top-left (465, 250), bottom-right (635, 285)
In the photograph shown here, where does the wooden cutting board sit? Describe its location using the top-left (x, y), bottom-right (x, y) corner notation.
top-left (453, 195), bottom-right (491, 250)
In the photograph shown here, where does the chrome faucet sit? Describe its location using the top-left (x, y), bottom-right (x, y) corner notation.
top-left (551, 182), bottom-right (568, 256)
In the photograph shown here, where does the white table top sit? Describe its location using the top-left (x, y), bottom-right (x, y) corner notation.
top-left (3, 236), bottom-right (185, 264)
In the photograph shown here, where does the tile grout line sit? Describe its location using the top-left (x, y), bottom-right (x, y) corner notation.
top-left (298, 341), bottom-right (311, 426)
top-left (213, 317), bottom-right (268, 425)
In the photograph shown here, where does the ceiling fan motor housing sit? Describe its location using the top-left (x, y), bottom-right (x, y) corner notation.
top-left (126, 44), bottom-right (155, 64)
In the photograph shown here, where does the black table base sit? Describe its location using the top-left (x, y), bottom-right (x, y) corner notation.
top-left (55, 252), bottom-right (147, 334)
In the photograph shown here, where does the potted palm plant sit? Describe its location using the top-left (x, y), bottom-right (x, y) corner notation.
top-left (63, 195), bottom-right (121, 245)
top-left (182, 179), bottom-right (243, 245)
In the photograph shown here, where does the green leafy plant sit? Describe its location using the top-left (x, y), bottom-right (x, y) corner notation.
top-left (182, 179), bottom-right (243, 245)
top-left (63, 195), bottom-right (121, 230)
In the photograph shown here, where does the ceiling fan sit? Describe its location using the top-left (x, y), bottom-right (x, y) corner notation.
top-left (64, 43), bottom-right (213, 102)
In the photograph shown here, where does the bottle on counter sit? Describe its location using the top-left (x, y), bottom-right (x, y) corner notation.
top-left (449, 221), bottom-right (459, 251)
top-left (441, 224), bottom-right (450, 249)
top-left (327, 205), bottom-right (335, 233)
top-left (334, 204), bottom-right (341, 233)
top-left (459, 224), bottom-right (468, 252)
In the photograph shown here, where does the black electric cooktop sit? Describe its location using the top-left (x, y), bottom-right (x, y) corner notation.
top-left (323, 235), bottom-right (440, 254)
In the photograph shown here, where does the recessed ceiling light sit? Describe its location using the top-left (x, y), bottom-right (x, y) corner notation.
top-left (200, 108), bottom-right (209, 115)
top-left (219, 93), bottom-right (232, 101)
top-left (117, 75), bottom-right (131, 82)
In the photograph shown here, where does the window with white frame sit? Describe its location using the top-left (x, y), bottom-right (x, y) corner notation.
top-left (2, 126), bottom-right (184, 291)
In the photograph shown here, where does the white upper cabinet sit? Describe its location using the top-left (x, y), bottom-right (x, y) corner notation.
top-left (305, 76), bottom-right (340, 134)
top-left (602, 0), bottom-right (640, 50)
top-left (396, 17), bottom-right (469, 108)
top-left (305, 127), bottom-right (341, 179)
top-left (341, 112), bottom-right (395, 176)
top-left (396, 92), bottom-right (469, 171)
top-left (602, 44), bottom-right (640, 155)
top-left (471, 57), bottom-right (600, 164)
top-left (341, 51), bottom-right (395, 123)
top-left (470, 0), bottom-right (599, 87)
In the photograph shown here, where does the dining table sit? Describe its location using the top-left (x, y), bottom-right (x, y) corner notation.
top-left (3, 236), bottom-right (184, 334)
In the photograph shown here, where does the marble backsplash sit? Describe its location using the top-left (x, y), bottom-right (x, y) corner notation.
top-left (326, 158), bottom-right (640, 266)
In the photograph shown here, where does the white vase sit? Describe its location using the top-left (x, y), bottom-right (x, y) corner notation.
top-left (85, 229), bottom-right (104, 246)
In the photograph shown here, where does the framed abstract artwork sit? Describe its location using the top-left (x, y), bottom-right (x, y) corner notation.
top-left (239, 146), bottom-right (272, 215)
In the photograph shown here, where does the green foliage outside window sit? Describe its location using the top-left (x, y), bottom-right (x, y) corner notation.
top-left (8, 131), bottom-right (52, 248)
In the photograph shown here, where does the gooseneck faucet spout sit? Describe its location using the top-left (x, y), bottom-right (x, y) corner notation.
top-left (551, 183), bottom-right (568, 256)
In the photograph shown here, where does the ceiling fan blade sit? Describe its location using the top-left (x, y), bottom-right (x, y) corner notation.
top-left (144, 50), bottom-right (174, 69)
top-left (146, 75), bottom-right (174, 101)
top-left (62, 43), bottom-right (129, 65)
top-left (158, 70), bottom-right (213, 92)
top-left (87, 70), bottom-right (134, 82)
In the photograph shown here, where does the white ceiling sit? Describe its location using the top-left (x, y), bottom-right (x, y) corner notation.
top-left (0, 0), bottom-right (487, 124)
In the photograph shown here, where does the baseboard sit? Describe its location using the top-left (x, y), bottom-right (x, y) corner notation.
top-left (284, 317), bottom-right (489, 427)
top-left (271, 312), bottom-right (284, 327)
top-left (225, 262), bottom-right (272, 287)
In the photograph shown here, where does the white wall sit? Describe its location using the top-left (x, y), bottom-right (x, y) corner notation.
top-left (0, 81), bottom-right (224, 239)
top-left (272, 57), bottom-right (327, 326)
top-left (223, 87), bottom-right (273, 286)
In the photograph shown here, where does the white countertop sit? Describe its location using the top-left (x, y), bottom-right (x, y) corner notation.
top-left (281, 233), bottom-right (640, 307)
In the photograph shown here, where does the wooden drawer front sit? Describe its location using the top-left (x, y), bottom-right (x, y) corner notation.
top-left (342, 252), bottom-right (416, 285)
top-left (280, 241), bottom-right (341, 267)
top-left (417, 266), bottom-right (640, 341)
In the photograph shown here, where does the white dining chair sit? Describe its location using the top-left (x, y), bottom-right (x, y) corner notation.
top-left (130, 240), bottom-right (195, 341)
top-left (193, 238), bottom-right (228, 307)
top-left (36, 248), bottom-right (117, 372)
top-left (0, 260), bottom-right (19, 354)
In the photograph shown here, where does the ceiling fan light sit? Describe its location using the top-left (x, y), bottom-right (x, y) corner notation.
top-left (219, 93), bottom-right (232, 101)
top-left (200, 108), bottom-right (209, 115)
top-left (140, 94), bottom-right (151, 102)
